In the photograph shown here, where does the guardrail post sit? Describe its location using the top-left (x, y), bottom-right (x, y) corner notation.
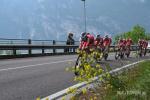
top-left (53, 40), bottom-right (56, 54)
top-left (28, 39), bottom-right (32, 55)
top-left (42, 48), bottom-right (45, 55)
top-left (73, 46), bottom-right (76, 53)
top-left (13, 48), bottom-right (17, 56)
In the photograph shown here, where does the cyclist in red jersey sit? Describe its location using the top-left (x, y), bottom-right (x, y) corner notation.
top-left (138, 39), bottom-right (148, 56)
top-left (79, 32), bottom-right (87, 50)
top-left (124, 38), bottom-right (132, 57)
top-left (94, 34), bottom-right (103, 48)
top-left (103, 35), bottom-right (112, 47)
top-left (126, 38), bottom-right (133, 47)
top-left (123, 39), bottom-right (127, 47)
top-left (118, 38), bottom-right (124, 49)
top-left (79, 32), bottom-right (94, 50)
top-left (102, 35), bottom-right (112, 60)
top-left (85, 33), bottom-right (94, 48)
top-left (143, 40), bottom-right (148, 49)
top-left (138, 39), bottom-right (144, 47)
top-left (126, 38), bottom-right (133, 51)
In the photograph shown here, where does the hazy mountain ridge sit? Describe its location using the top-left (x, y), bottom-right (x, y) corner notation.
top-left (0, 0), bottom-right (149, 40)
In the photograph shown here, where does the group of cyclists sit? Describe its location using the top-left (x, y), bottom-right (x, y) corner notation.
top-left (79, 32), bottom-right (112, 51)
top-left (78, 32), bottom-right (149, 59)
top-left (75, 32), bottom-right (149, 75)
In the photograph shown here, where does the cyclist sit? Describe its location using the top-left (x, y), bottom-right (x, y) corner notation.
top-left (126, 38), bottom-right (133, 47)
top-left (138, 38), bottom-right (145, 56)
top-left (79, 32), bottom-right (87, 50)
top-left (79, 32), bottom-right (95, 50)
top-left (143, 39), bottom-right (148, 56)
top-left (102, 35), bottom-right (112, 60)
top-left (125, 38), bottom-right (133, 57)
top-left (138, 38), bottom-right (144, 48)
top-left (85, 33), bottom-right (95, 49)
top-left (123, 39), bottom-right (127, 48)
top-left (125, 38), bottom-right (132, 50)
top-left (94, 34), bottom-right (103, 48)
top-left (143, 39), bottom-right (148, 49)
top-left (103, 35), bottom-right (112, 47)
top-left (75, 32), bottom-right (95, 75)
top-left (117, 37), bottom-right (124, 49)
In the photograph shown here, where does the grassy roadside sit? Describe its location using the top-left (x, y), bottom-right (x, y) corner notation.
top-left (76, 60), bottom-right (150, 100)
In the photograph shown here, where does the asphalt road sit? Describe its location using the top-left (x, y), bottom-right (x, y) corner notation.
top-left (0, 53), bottom-right (150, 100)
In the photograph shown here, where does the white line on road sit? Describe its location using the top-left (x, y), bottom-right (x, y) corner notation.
top-left (0, 59), bottom-right (76, 72)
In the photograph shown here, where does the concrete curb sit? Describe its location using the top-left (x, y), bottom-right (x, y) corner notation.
top-left (41, 59), bottom-right (149, 100)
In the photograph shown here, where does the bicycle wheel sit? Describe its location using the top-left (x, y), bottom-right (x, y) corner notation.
top-left (115, 50), bottom-right (119, 60)
top-left (104, 53), bottom-right (108, 60)
top-left (126, 47), bottom-right (130, 58)
top-left (138, 47), bottom-right (143, 57)
top-left (144, 48), bottom-right (147, 56)
top-left (120, 48), bottom-right (124, 59)
top-left (74, 55), bottom-right (82, 76)
top-left (103, 46), bottom-right (109, 60)
top-left (120, 52), bottom-right (124, 59)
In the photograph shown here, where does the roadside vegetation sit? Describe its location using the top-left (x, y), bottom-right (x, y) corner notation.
top-left (74, 60), bottom-right (150, 100)
top-left (114, 25), bottom-right (150, 44)
top-left (64, 48), bottom-right (150, 100)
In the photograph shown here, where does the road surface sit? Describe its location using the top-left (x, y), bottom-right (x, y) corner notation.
top-left (0, 53), bottom-right (149, 100)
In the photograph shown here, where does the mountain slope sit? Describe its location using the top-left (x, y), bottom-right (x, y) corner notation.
top-left (0, 0), bottom-right (149, 40)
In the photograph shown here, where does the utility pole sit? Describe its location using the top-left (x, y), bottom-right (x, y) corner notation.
top-left (81, 0), bottom-right (86, 33)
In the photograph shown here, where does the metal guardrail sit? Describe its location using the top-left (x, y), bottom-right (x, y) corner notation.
top-left (0, 45), bottom-right (78, 58)
top-left (0, 38), bottom-right (139, 58)
top-left (0, 38), bottom-right (80, 58)
top-left (0, 44), bottom-right (138, 58)
top-left (0, 38), bottom-right (80, 45)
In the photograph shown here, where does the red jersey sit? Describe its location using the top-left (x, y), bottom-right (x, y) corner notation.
top-left (118, 39), bottom-right (124, 47)
top-left (79, 34), bottom-right (94, 49)
top-left (143, 40), bottom-right (148, 48)
top-left (138, 40), bottom-right (144, 47)
top-left (79, 34), bottom-right (94, 50)
top-left (103, 38), bottom-right (112, 46)
top-left (123, 39), bottom-right (127, 46)
top-left (126, 39), bottom-right (132, 46)
top-left (94, 37), bottom-right (103, 46)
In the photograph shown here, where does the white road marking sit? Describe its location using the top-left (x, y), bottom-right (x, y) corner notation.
top-left (0, 55), bottom-right (77, 65)
top-left (0, 59), bottom-right (76, 72)
top-left (0, 52), bottom-right (137, 72)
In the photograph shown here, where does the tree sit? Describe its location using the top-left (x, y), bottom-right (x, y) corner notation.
top-left (145, 33), bottom-right (150, 40)
top-left (131, 24), bottom-right (146, 43)
top-left (114, 25), bottom-right (149, 44)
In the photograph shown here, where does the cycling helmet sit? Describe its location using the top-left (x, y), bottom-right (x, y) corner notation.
top-left (87, 33), bottom-right (90, 35)
top-left (81, 32), bottom-right (86, 37)
top-left (69, 32), bottom-right (73, 37)
top-left (96, 34), bottom-right (100, 38)
top-left (105, 35), bottom-right (108, 38)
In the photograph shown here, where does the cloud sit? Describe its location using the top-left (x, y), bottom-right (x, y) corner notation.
top-left (139, 0), bottom-right (145, 3)
top-left (60, 20), bottom-right (82, 39)
top-left (96, 16), bottom-right (121, 33)
top-left (38, 0), bottom-right (45, 3)
top-left (29, 28), bottom-right (36, 39)
top-left (121, 0), bottom-right (146, 4)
